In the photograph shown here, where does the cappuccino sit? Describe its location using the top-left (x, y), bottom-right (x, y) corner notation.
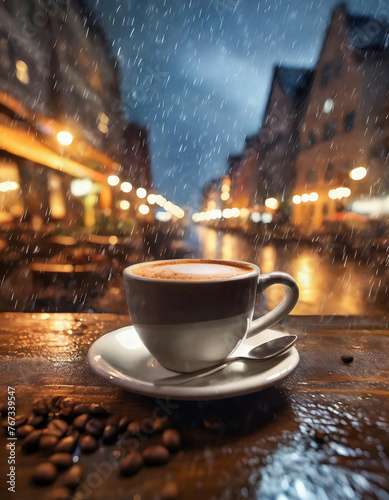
top-left (129, 259), bottom-right (253, 281)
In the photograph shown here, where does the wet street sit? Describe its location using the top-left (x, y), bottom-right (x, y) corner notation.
top-left (187, 226), bottom-right (388, 317)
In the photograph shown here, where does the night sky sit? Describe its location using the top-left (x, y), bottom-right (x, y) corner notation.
top-left (92, 0), bottom-right (386, 209)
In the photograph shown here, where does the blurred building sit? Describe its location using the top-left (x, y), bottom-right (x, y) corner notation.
top-left (0, 0), bottom-right (152, 230)
top-left (292, 5), bottom-right (389, 232)
top-left (121, 124), bottom-right (152, 190)
top-left (205, 66), bottom-right (311, 220)
top-left (254, 67), bottom-right (312, 204)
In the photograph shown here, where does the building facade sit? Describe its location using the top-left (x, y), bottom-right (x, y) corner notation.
top-left (0, 0), bottom-right (152, 230)
top-left (292, 5), bottom-right (389, 232)
top-left (222, 66), bottom-right (311, 219)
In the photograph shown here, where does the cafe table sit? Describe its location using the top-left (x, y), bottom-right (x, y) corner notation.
top-left (0, 312), bottom-right (388, 499)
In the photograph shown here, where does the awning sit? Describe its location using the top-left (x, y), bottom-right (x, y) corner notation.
top-left (0, 123), bottom-right (107, 183)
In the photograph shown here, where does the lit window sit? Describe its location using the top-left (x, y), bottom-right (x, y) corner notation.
top-left (323, 98), bottom-right (334, 114)
top-left (16, 60), bottom-right (29, 84)
top-left (97, 112), bottom-right (109, 134)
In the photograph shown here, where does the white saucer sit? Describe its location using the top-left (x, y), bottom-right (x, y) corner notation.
top-left (87, 326), bottom-right (299, 400)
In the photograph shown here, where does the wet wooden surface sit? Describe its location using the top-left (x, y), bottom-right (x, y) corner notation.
top-left (0, 313), bottom-right (388, 500)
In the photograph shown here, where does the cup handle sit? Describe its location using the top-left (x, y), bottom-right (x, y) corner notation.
top-left (247, 272), bottom-right (299, 337)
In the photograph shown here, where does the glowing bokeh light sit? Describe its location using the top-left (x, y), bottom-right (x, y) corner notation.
top-left (349, 166), bottom-right (367, 181)
top-left (108, 175), bottom-right (120, 186)
top-left (265, 198), bottom-right (279, 210)
top-left (138, 204), bottom-right (150, 214)
top-left (119, 200), bottom-right (130, 210)
top-left (121, 182), bottom-right (132, 193)
top-left (136, 187), bottom-right (147, 199)
top-left (57, 131), bottom-right (73, 146)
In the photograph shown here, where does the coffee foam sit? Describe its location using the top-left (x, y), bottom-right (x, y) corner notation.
top-left (130, 260), bottom-right (253, 280)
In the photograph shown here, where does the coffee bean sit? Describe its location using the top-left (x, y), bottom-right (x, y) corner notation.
top-left (66, 427), bottom-right (80, 441)
top-left (22, 429), bottom-right (43, 453)
top-left (73, 404), bottom-right (90, 416)
top-left (43, 487), bottom-right (73, 500)
top-left (106, 415), bottom-right (120, 426)
top-left (49, 452), bottom-right (73, 469)
top-left (47, 419), bottom-right (68, 438)
top-left (120, 451), bottom-right (144, 476)
top-left (33, 400), bottom-right (49, 416)
top-left (39, 434), bottom-right (59, 454)
top-left (88, 404), bottom-right (109, 418)
top-left (79, 434), bottom-right (98, 453)
top-left (143, 445), bottom-right (170, 465)
top-left (73, 414), bottom-right (89, 431)
top-left (33, 462), bottom-right (58, 485)
top-left (162, 429), bottom-right (181, 452)
top-left (16, 424), bottom-right (34, 438)
top-left (160, 481), bottom-right (179, 499)
top-left (153, 417), bottom-right (172, 433)
top-left (55, 435), bottom-right (77, 453)
top-left (127, 421), bottom-right (141, 436)
top-left (28, 415), bottom-right (46, 428)
top-left (118, 416), bottom-right (131, 432)
top-left (61, 465), bottom-right (84, 489)
top-left (14, 414), bottom-right (28, 428)
top-left (102, 424), bottom-right (118, 444)
top-left (85, 418), bottom-right (104, 437)
top-left (341, 355), bottom-right (354, 364)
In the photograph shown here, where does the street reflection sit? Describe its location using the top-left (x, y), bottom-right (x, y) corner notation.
top-left (196, 226), bottom-right (386, 316)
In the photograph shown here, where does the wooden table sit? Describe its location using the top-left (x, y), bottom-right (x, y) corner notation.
top-left (0, 313), bottom-right (388, 499)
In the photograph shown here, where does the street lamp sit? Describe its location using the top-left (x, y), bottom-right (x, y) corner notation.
top-left (57, 131), bottom-right (73, 146)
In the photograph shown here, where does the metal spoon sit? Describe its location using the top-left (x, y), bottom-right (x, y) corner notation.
top-left (154, 334), bottom-right (298, 386)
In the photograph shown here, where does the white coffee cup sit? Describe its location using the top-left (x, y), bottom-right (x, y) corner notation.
top-left (124, 259), bottom-right (299, 373)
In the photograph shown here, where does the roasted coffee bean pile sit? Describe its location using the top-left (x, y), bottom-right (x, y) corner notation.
top-left (1, 396), bottom-right (181, 499)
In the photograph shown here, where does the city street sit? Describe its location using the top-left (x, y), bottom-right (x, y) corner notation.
top-left (189, 226), bottom-right (388, 317)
